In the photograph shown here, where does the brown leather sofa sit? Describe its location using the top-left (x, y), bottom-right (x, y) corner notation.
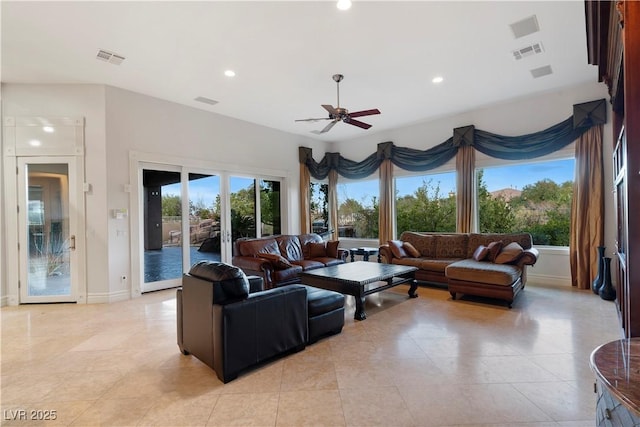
top-left (177, 261), bottom-right (345, 382)
top-left (232, 233), bottom-right (348, 289)
top-left (379, 232), bottom-right (539, 307)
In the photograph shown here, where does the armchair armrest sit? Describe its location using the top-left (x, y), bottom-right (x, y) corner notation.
top-left (337, 248), bottom-right (348, 262)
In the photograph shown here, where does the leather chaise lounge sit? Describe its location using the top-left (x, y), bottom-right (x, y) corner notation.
top-left (177, 261), bottom-right (344, 382)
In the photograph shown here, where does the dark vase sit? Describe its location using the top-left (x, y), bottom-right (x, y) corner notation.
top-left (599, 257), bottom-right (616, 301)
top-left (592, 246), bottom-right (606, 294)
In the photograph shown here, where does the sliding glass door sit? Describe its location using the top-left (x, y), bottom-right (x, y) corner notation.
top-left (139, 165), bottom-right (282, 293)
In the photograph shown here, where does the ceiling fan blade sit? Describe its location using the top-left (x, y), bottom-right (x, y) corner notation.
top-left (348, 108), bottom-right (381, 118)
top-left (345, 118), bottom-right (372, 130)
top-left (321, 104), bottom-right (338, 115)
top-left (311, 119), bottom-right (338, 134)
top-left (295, 117), bottom-right (332, 122)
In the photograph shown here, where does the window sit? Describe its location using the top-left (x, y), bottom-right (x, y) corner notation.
top-left (476, 158), bottom-right (574, 246)
top-left (337, 179), bottom-right (379, 238)
top-left (395, 171), bottom-right (457, 236)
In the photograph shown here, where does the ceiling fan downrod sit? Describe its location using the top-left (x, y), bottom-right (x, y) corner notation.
top-left (333, 74), bottom-right (343, 109)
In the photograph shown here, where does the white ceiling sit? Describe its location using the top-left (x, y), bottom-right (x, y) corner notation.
top-left (1, 1), bottom-right (596, 142)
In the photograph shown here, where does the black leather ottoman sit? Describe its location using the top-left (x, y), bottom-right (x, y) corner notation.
top-left (303, 285), bottom-right (345, 343)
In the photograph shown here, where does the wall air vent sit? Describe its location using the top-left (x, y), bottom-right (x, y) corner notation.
top-left (194, 96), bottom-right (219, 106)
top-left (96, 49), bottom-right (125, 65)
top-left (530, 65), bottom-right (553, 79)
top-left (512, 42), bottom-right (544, 60)
top-left (510, 15), bottom-right (540, 39)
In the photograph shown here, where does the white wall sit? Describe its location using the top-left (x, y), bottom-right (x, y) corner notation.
top-left (1, 83), bottom-right (323, 304)
top-left (329, 81), bottom-right (614, 287)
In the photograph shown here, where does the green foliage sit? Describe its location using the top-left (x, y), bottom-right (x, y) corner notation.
top-left (190, 198), bottom-right (217, 220)
top-left (396, 179), bottom-right (456, 235)
top-left (260, 180), bottom-right (281, 235)
top-left (477, 170), bottom-right (516, 233)
top-left (477, 169), bottom-right (573, 246)
top-left (161, 194), bottom-right (181, 217)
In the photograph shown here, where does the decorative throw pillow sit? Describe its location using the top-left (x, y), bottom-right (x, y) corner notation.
top-left (308, 242), bottom-right (327, 258)
top-left (257, 252), bottom-right (293, 269)
top-left (486, 241), bottom-right (504, 262)
top-left (326, 240), bottom-right (340, 258)
top-left (388, 240), bottom-right (408, 258)
top-left (472, 245), bottom-right (489, 261)
top-left (402, 241), bottom-right (421, 257)
top-left (495, 242), bottom-right (524, 264)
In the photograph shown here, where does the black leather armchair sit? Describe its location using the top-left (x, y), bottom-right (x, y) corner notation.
top-left (177, 261), bottom-right (308, 383)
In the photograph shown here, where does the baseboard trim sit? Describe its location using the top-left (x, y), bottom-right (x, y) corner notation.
top-left (87, 289), bottom-right (131, 304)
top-left (0, 295), bottom-right (9, 307)
top-left (528, 273), bottom-right (571, 287)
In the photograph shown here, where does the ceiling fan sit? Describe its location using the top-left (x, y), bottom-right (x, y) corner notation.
top-left (295, 74), bottom-right (381, 134)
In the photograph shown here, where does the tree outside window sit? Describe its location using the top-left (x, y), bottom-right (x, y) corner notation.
top-left (395, 172), bottom-right (456, 236)
top-left (477, 158), bottom-right (574, 246)
top-left (337, 180), bottom-right (379, 238)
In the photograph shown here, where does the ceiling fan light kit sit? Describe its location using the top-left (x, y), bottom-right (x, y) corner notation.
top-left (295, 74), bottom-right (380, 134)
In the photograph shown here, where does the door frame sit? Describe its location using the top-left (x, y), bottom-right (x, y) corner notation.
top-left (17, 156), bottom-right (84, 303)
top-left (129, 151), bottom-right (289, 298)
top-left (2, 116), bottom-right (87, 305)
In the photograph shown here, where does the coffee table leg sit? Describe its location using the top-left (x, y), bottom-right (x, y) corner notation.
top-left (408, 280), bottom-right (418, 298)
top-left (355, 296), bottom-right (367, 320)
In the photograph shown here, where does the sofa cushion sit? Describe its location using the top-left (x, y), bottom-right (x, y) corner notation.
top-left (299, 233), bottom-right (324, 258)
top-left (257, 253), bottom-right (293, 270)
top-left (400, 232), bottom-right (437, 257)
top-left (403, 242), bottom-right (421, 257)
top-left (308, 242), bottom-right (327, 258)
top-left (389, 240), bottom-right (408, 258)
top-left (435, 234), bottom-right (469, 258)
top-left (495, 242), bottom-right (524, 264)
top-left (446, 259), bottom-right (521, 286)
top-left (238, 238), bottom-right (280, 257)
top-left (486, 241), bottom-right (503, 262)
top-left (326, 240), bottom-right (340, 258)
top-left (277, 235), bottom-right (304, 261)
top-left (313, 257), bottom-right (343, 267)
top-left (472, 245), bottom-right (489, 261)
top-left (467, 233), bottom-right (533, 258)
top-left (291, 259), bottom-right (325, 270)
top-left (394, 257), bottom-right (461, 273)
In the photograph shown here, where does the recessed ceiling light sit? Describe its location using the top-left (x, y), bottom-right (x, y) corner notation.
top-left (224, 70), bottom-right (236, 77)
top-left (337, 0), bottom-right (352, 10)
top-left (29, 140), bottom-right (42, 147)
top-left (432, 76), bottom-right (444, 84)
top-left (42, 126), bottom-right (54, 133)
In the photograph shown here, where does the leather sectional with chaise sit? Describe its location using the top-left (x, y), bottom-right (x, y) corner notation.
top-left (177, 261), bottom-right (344, 382)
top-left (379, 232), bottom-right (539, 307)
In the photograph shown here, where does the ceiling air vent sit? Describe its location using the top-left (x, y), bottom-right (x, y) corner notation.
top-left (96, 49), bottom-right (125, 65)
top-left (510, 15), bottom-right (540, 39)
top-left (530, 65), bottom-right (553, 79)
top-left (512, 42), bottom-right (544, 60)
top-left (194, 96), bottom-right (219, 106)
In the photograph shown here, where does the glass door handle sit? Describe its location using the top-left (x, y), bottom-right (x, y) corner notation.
top-left (69, 235), bottom-right (76, 251)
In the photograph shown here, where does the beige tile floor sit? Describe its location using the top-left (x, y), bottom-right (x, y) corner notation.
top-left (1, 282), bottom-right (620, 426)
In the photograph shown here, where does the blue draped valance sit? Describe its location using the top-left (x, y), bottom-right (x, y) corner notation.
top-left (300, 99), bottom-right (606, 180)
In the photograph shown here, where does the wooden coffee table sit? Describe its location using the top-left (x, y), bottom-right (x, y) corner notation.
top-left (298, 261), bottom-right (418, 320)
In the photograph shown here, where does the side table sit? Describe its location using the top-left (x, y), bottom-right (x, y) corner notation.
top-left (349, 247), bottom-right (380, 263)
